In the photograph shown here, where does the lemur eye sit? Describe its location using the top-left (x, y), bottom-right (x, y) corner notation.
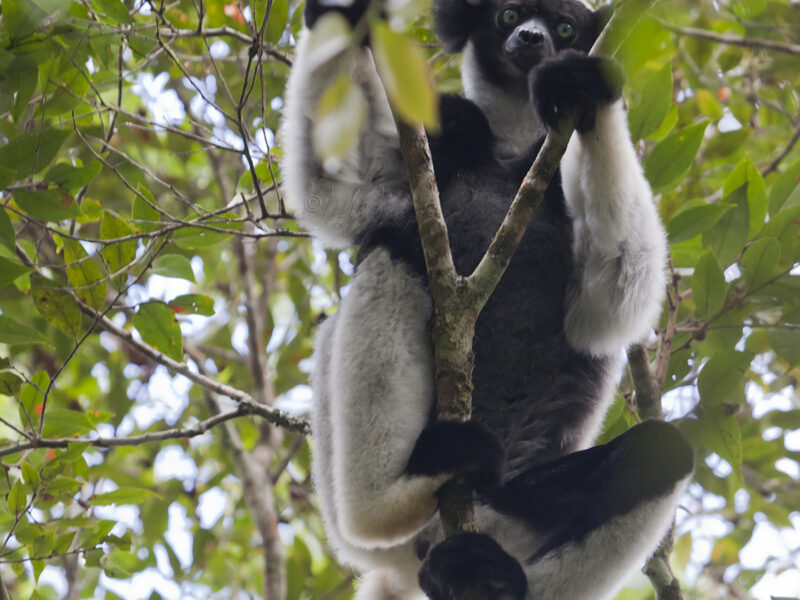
top-left (501, 8), bottom-right (520, 27)
top-left (556, 22), bottom-right (575, 38)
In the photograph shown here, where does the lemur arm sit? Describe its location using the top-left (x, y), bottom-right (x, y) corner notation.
top-left (559, 100), bottom-right (666, 356)
top-left (281, 29), bottom-right (409, 248)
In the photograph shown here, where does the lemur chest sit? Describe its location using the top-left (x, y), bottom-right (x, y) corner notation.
top-left (439, 168), bottom-right (574, 291)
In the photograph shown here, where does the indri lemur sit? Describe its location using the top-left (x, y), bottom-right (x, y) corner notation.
top-left (282, 0), bottom-right (694, 598)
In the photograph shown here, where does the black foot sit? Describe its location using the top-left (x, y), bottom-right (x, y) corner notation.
top-left (405, 420), bottom-right (506, 494)
top-left (304, 0), bottom-right (369, 28)
top-left (419, 533), bottom-right (527, 600)
top-left (530, 50), bottom-right (625, 133)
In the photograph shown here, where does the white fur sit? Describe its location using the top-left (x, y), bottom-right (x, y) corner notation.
top-left (560, 102), bottom-right (666, 355)
top-left (461, 42), bottom-right (545, 160)
top-left (286, 13), bottom-right (674, 600)
top-left (327, 249), bottom-right (447, 547)
top-left (282, 31), bottom-right (408, 248)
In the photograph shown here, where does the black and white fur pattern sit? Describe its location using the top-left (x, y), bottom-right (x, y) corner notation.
top-left (282, 1), bottom-right (694, 598)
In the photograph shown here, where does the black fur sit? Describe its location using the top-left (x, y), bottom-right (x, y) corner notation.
top-left (419, 533), bottom-right (527, 600)
top-left (428, 94), bottom-right (494, 187)
top-left (432, 0), bottom-right (487, 51)
top-left (531, 50), bottom-right (625, 132)
top-left (304, 0), bottom-right (369, 28)
top-left (406, 420), bottom-right (506, 494)
top-left (489, 420), bottom-right (695, 562)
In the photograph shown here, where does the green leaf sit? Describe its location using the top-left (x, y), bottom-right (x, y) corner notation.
top-left (100, 212), bottom-right (137, 284)
top-left (168, 294), bottom-right (215, 316)
top-left (132, 185), bottom-right (160, 234)
top-left (132, 302), bottom-right (184, 362)
top-left (0, 129), bottom-right (70, 176)
top-left (89, 487), bottom-right (160, 506)
top-left (768, 158), bottom-right (800, 215)
top-left (46, 161), bottom-right (102, 192)
top-left (0, 208), bottom-right (16, 252)
top-left (151, 254), bottom-right (196, 282)
top-left (42, 409), bottom-right (95, 437)
top-left (723, 157), bottom-right (766, 238)
top-left (313, 74), bottom-right (367, 165)
top-left (644, 120), bottom-right (709, 193)
top-left (0, 257), bottom-right (30, 288)
top-left (8, 480), bottom-right (26, 513)
top-left (31, 275), bottom-right (82, 338)
top-left (741, 237), bottom-right (780, 289)
top-left (703, 186), bottom-right (750, 267)
top-left (628, 64), bottom-right (673, 141)
top-left (761, 206), bottom-right (800, 268)
top-left (667, 203), bottom-right (734, 244)
top-left (0, 370), bottom-right (24, 395)
top-left (0, 315), bottom-right (48, 345)
top-left (91, 0), bottom-right (131, 23)
top-left (371, 21), bottom-right (438, 129)
top-left (703, 406), bottom-right (743, 480)
top-left (692, 251), bottom-right (726, 318)
top-left (768, 329), bottom-right (800, 366)
top-left (62, 238), bottom-right (106, 310)
top-left (45, 476), bottom-right (82, 497)
top-left (54, 532), bottom-right (76, 554)
top-left (1, 0), bottom-right (47, 42)
top-left (698, 351), bottom-right (753, 406)
top-left (18, 372), bottom-right (48, 431)
top-left (303, 13), bottom-right (352, 73)
top-left (21, 462), bottom-right (40, 490)
top-left (265, 0), bottom-right (289, 44)
top-left (13, 188), bottom-right (82, 221)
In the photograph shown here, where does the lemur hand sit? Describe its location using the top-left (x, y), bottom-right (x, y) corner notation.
top-left (406, 420), bottom-right (506, 494)
top-left (304, 0), bottom-right (370, 28)
top-left (530, 50), bottom-right (625, 133)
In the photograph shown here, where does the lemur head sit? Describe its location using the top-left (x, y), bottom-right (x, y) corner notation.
top-left (433, 0), bottom-right (606, 84)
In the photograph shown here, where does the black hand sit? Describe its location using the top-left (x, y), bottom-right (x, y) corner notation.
top-left (406, 420), bottom-right (506, 494)
top-left (530, 50), bottom-right (625, 133)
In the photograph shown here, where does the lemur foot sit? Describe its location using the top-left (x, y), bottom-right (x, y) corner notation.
top-left (406, 420), bottom-right (506, 494)
top-left (304, 0), bottom-right (370, 28)
top-left (419, 533), bottom-right (527, 600)
top-left (530, 50), bottom-right (625, 133)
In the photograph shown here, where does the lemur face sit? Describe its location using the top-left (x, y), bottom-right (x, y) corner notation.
top-left (494, 1), bottom-right (594, 72)
top-left (434, 0), bottom-right (601, 84)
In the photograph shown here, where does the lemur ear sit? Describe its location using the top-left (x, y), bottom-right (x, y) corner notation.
top-left (593, 3), bottom-right (614, 44)
top-left (433, 0), bottom-right (486, 52)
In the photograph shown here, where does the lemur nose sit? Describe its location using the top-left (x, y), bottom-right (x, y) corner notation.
top-left (517, 29), bottom-right (544, 45)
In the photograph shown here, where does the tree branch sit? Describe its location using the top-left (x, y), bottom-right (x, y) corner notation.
top-left (0, 403), bottom-right (279, 459)
top-left (663, 22), bottom-right (800, 55)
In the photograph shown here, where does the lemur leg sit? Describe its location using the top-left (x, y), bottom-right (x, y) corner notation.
top-left (484, 420), bottom-right (694, 600)
top-left (282, 27), bottom-right (409, 248)
top-left (322, 249), bottom-right (445, 548)
top-left (356, 570), bottom-right (427, 600)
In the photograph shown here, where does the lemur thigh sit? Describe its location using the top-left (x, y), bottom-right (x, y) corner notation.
top-left (326, 249), bottom-right (448, 548)
top-left (560, 101), bottom-right (666, 356)
top-left (282, 31), bottom-right (407, 248)
top-left (488, 421), bottom-right (694, 600)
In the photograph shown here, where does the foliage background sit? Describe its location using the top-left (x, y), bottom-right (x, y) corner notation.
top-left (0, 0), bottom-right (798, 598)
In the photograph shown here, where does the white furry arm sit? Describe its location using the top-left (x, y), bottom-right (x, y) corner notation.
top-left (560, 101), bottom-right (666, 356)
top-left (281, 31), bottom-right (408, 248)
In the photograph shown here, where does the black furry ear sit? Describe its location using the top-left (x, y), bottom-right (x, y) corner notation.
top-left (593, 3), bottom-right (614, 44)
top-left (432, 0), bottom-right (485, 52)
